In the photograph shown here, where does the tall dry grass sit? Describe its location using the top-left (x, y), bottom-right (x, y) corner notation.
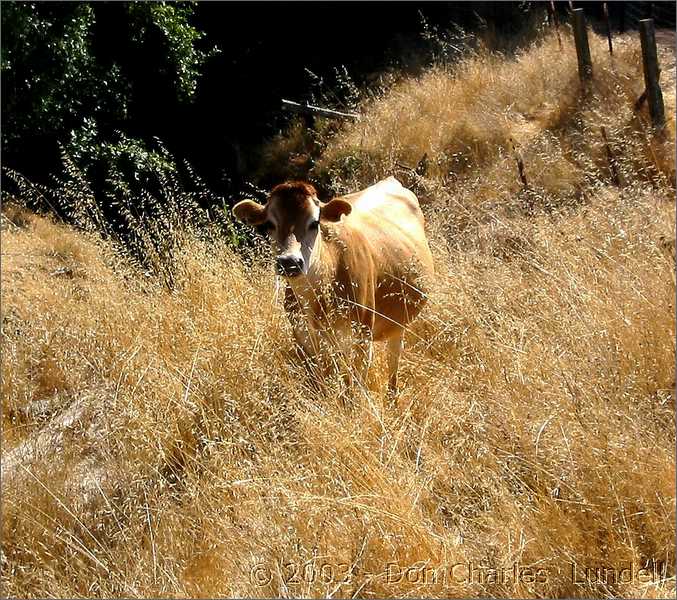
top-left (314, 31), bottom-right (675, 190)
top-left (2, 28), bottom-right (675, 598)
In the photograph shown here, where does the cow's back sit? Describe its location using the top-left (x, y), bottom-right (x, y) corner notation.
top-left (337, 178), bottom-right (434, 340)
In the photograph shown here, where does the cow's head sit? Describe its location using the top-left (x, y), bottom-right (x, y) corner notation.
top-left (232, 181), bottom-right (351, 277)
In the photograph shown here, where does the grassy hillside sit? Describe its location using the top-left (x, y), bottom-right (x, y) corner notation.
top-left (2, 29), bottom-right (675, 598)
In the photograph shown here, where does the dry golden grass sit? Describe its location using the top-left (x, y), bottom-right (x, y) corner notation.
top-left (315, 32), bottom-right (675, 192)
top-left (2, 29), bottom-right (675, 598)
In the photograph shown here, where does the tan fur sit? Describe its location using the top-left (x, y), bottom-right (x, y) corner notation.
top-left (233, 177), bottom-right (434, 395)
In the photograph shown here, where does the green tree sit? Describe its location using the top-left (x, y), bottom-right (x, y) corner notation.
top-left (1, 1), bottom-right (217, 182)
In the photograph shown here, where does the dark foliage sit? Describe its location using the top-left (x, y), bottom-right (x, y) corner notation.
top-left (2, 1), bottom-right (217, 188)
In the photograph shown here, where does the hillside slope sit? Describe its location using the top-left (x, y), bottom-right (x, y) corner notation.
top-left (2, 29), bottom-right (675, 598)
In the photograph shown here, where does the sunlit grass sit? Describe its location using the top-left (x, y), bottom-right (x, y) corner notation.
top-left (2, 28), bottom-right (675, 599)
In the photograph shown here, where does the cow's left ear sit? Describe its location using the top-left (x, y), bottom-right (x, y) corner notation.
top-left (320, 198), bottom-right (352, 222)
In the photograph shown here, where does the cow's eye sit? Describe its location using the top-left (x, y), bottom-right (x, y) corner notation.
top-left (309, 220), bottom-right (320, 230)
top-left (263, 221), bottom-right (276, 231)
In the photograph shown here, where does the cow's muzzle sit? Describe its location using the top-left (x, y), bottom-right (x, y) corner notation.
top-left (276, 254), bottom-right (304, 277)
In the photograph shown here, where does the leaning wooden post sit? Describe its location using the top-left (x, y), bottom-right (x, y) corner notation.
top-left (603, 3), bottom-right (613, 54)
top-left (549, 1), bottom-right (563, 49)
top-left (572, 9), bottom-right (593, 83)
top-left (639, 18), bottom-right (665, 129)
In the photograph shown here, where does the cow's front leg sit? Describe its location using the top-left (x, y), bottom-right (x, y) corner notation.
top-left (291, 320), bottom-right (321, 367)
top-left (386, 329), bottom-right (404, 400)
top-left (352, 326), bottom-right (373, 393)
top-left (317, 323), bottom-right (367, 406)
top-left (285, 284), bottom-right (324, 380)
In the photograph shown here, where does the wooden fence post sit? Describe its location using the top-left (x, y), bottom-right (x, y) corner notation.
top-left (639, 18), bottom-right (665, 129)
top-left (548, 1), bottom-right (563, 49)
top-left (572, 9), bottom-right (593, 83)
top-left (603, 3), bottom-right (613, 54)
top-left (280, 99), bottom-right (360, 122)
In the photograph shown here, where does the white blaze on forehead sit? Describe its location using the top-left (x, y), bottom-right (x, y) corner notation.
top-left (296, 201), bottom-right (321, 275)
top-left (308, 202), bottom-right (320, 224)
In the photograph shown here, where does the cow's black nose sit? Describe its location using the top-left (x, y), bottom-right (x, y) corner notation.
top-left (276, 255), bottom-right (304, 277)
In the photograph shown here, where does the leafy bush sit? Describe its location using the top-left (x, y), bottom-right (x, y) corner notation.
top-left (1, 1), bottom-right (219, 199)
top-left (127, 2), bottom-right (216, 102)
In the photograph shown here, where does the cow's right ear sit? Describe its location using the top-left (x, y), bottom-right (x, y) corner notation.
top-left (320, 198), bottom-right (352, 222)
top-left (232, 199), bottom-right (266, 226)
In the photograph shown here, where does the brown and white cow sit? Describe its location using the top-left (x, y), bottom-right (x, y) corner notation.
top-left (232, 177), bottom-right (434, 396)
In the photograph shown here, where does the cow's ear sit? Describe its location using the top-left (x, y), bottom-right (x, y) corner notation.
top-left (232, 199), bottom-right (266, 226)
top-left (320, 198), bottom-right (352, 223)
